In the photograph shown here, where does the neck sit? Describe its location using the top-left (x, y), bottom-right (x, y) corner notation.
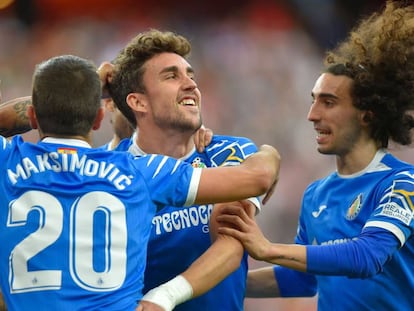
top-left (135, 128), bottom-right (195, 158)
top-left (109, 135), bottom-right (121, 150)
top-left (40, 132), bottom-right (92, 145)
top-left (336, 140), bottom-right (381, 175)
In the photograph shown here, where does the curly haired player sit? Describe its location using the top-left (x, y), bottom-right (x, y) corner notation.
top-left (217, 2), bottom-right (414, 310)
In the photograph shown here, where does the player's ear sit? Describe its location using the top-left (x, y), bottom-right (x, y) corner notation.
top-left (92, 107), bottom-right (105, 130)
top-left (103, 98), bottom-right (115, 112)
top-left (27, 105), bottom-right (38, 129)
top-left (126, 92), bottom-right (147, 113)
top-left (361, 110), bottom-right (373, 125)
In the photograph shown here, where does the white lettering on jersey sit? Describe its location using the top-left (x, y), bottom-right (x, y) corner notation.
top-left (152, 204), bottom-right (213, 235)
top-left (7, 152), bottom-right (132, 190)
top-left (379, 202), bottom-right (413, 225)
top-left (321, 237), bottom-right (353, 245)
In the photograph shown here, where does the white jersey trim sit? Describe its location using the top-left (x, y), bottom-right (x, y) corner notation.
top-left (337, 149), bottom-right (389, 178)
top-left (42, 137), bottom-right (92, 148)
top-left (364, 220), bottom-right (406, 246)
top-left (185, 168), bottom-right (202, 206)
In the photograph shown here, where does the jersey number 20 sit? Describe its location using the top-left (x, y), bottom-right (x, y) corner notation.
top-left (8, 190), bottom-right (127, 293)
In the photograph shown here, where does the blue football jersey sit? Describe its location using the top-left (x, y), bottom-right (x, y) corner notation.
top-left (116, 135), bottom-right (257, 311)
top-left (0, 136), bottom-right (200, 311)
top-left (297, 150), bottom-right (414, 310)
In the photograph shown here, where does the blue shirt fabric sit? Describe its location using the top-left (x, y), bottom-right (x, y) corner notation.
top-left (0, 136), bottom-right (200, 311)
top-left (116, 134), bottom-right (258, 311)
top-left (291, 150), bottom-right (414, 310)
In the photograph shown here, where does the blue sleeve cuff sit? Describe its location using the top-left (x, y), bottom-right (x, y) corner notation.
top-left (273, 265), bottom-right (317, 297)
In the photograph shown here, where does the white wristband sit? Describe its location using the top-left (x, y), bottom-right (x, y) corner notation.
top-left (247, 197), bottom-right (261, 215)
top-left (141, 275), bottom-right (193, 311)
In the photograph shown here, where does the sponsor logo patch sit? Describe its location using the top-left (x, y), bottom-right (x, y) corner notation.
top-left (379, 202), bottom-right (413, 225)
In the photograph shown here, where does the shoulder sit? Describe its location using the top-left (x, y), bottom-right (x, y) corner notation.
top-left (210, 134), bottom-right (255, 146)
top-left (114, 137), bottom-right (133, 151)
top-left (303, 174), bottom-right (335, 196)
top-left (0, 135), bottom-right (22, 151)
top-left (202, 134), bottom-right (257, 166)
top-left (207, 134), bottom-right (257, 153)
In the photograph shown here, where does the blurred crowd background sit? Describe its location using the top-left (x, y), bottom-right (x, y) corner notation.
top-left (1, 0), bottom-right (410, 310)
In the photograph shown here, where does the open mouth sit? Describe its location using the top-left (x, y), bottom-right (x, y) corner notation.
top-left (179, 98), bottom-right (197, 106)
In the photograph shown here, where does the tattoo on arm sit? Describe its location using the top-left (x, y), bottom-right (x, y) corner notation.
top-left (0, 98), bottom-right (32, 137)
top-left (14, 100), bottom-right (30, 127)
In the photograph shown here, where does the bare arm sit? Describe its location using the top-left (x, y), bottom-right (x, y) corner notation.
top-left (137, 200), bottom-right (255, 311)
top-left (246, 266), bottom-right (281, 297)
top-left (217, 204), bottom-right (307, 271)
top-left (0, 96), bottom-right (32, 137)
top-left (195, 144), bottom-right (280, 206)
top-left (183, 200), bottom-right (255, 296)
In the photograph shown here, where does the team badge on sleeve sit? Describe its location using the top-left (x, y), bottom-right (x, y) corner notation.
top-left (210, 143), bottom-right (245, 167)
top-left (378, 179), bottom-right (414, 225)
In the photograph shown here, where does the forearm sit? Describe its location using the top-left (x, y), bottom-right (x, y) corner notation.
top-left (182, 234), bottom-right (244, 297)
top-left (141, 236), bottom-right (244, 311)
top-left (246, 266), bottom-right (281, 297)
top-left (246, 265), bottom-right (317, 298)
top-left (306, 227), bottom-right (399, 277)
top-left (141, 201), bottom-right (252, 310)
top-left (0, 96), bottom-right (32, 136)
top-left (196, 145), bottom-right (280, 205)
top-left (259, 243), bottom-right (308, 272)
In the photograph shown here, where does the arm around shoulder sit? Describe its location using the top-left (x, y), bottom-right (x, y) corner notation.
top-left (195, 144), bottom-right (280, 205)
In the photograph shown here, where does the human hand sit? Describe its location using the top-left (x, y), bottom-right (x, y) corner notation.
top-left (135, 300), bottom-right (165, 311)
top-left (193, 125), bottom-right (213, 153)
top-left (216, 204), bottom-right (271, 261)
top-left (254, 145), bottom-right (280, 204)
top-left (97, 61), bottom-right (114, 98)
top-left (210, 200), bottom-right (256, 241)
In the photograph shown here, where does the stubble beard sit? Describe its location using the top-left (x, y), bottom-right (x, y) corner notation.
top-left (154, 111), bottom-right (203, 133)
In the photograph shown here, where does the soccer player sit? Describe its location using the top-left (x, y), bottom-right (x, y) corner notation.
top-left (101, 29), bottom-right (264, 311)
top-left (217, 2), bottom-right (414, 310)
top-left (0, 54), bottom-right (280, 310)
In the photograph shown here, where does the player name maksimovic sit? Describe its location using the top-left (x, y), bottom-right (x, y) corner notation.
top-left (8, 152), bottom-right (132, 190)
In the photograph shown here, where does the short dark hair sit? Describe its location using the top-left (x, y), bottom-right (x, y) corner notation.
top-left (32, 55), bottom-right (101, 136)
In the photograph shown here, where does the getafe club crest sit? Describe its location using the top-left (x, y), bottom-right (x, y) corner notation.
top-left (346, 194), bottom-right (363, 220)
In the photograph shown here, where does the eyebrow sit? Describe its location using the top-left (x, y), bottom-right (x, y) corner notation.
top-left (311, 92), bottom-right (339, 100)
top-left (159, 65), bottom-right (195, 75)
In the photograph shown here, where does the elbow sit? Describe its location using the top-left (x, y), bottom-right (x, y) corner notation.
top-left (257, 168), bottom-right (278, 194)
top-left (353, 258), bottom-right (383, 278)
top-left (348, 245), bottom-right (386, 278)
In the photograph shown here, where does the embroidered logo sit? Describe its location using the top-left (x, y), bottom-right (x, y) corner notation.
top-left (312, 205), bottom-right (327, 218)
top-left (346, 194), bottom-right (363, 220)
top-left (191, 157), bottom-right (206, 168)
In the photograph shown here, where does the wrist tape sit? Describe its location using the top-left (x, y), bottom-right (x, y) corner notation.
top-left (141, 275), bottom-right (193, 311)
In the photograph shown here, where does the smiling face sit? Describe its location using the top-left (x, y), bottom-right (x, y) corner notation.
top-left (140, 52), bottom-right (202, 133)
top-left (308, 73), bottom-right (368, 157)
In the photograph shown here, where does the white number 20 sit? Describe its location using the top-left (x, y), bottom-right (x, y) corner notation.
top-left (7, 190), bottom-right (127, 293)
